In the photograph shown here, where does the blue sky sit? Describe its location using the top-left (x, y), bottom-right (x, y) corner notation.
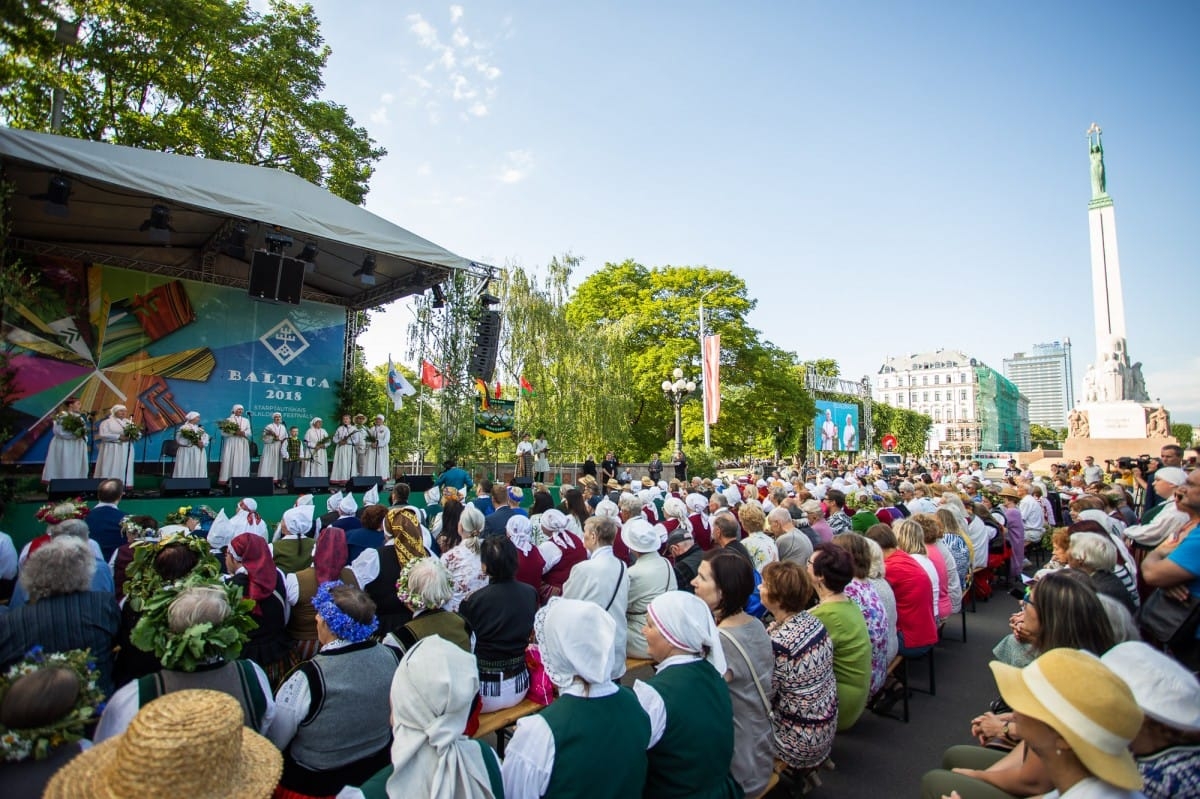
top-left (296, 1), bottom-right (1199, 421)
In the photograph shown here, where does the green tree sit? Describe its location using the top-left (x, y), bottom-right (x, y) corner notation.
top-left (565, 261), bottom-right (813, 460)
top-left (871, 403), bottom-right (932, 456)
top-left (1171, 423), bottom-right (1193, 449)
top-left (1028, 423), bottom-right (1063, 449)
top-left (0, 0), bottom-right (384, 203)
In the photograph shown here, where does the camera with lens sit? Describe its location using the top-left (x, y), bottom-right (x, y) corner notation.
top-left (1108, 455), bottom-right (1153, 472)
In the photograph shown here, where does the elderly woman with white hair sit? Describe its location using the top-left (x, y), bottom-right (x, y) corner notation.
top-left (502, 599), bottom-right (650, 799)
top-left (1069, 531), bottom-right (1138, 615)
top-left (93, 403), bottom-right (134, 485)
top-left (634, 590), bottom-right (742, 799)
top-left (10, 517), bottom-right (113, 607)
top-left (346, 636), bottom-right (503, 799)
top-left (441, 503), bottom-right (489, 612)
top-left (173, 411), bottom-right (209, 479)
top-left (217, 403), bottom-right (252, 485)
top-left (535, 508), bottom-right (587, 603)
top-left (1, 537), bottom-right (120, 695)
top-left (390, 556), bottom-right (470, 654)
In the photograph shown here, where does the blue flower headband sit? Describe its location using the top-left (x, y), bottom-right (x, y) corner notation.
top-left (312, 581), bottom-right (378, 643)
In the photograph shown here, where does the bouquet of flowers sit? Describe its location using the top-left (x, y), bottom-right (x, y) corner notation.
top-left (58, 412), bottom-right (87, 438)
top-left (217, 419), bottom-right (242, 436)
top-left (262, 429), bottom-right (278, 443)
top-left (120, 516), bottom-right (158, 542)
top-left (122, 422), bottom-right (143, 442)
top-left (34, 498), bottom-right (89, 525)
top-left (179, 427), bottom-right (205, 446)
top-left (310, 436), bottom-right (330, 451)
top-left (365, 432), bottom-right (378, 445)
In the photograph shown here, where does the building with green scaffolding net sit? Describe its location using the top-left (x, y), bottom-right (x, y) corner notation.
top-left (974, 366), bottom-right (1030, 452)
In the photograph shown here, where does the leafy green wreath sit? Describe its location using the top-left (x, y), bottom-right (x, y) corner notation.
top-left (122, 532), bottom-right (221, 613)
top-left (0, 647), bottom-right (105, 762)
top-left (129, 578), bottom-right (258, 672)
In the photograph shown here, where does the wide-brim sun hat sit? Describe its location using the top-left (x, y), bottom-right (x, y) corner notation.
top-left (44, 689), bottom-right (282, 799)
top-left (1101, 641), bottom-right (1200, 732)
top-left (989, 649), bottom-right (1142, 791)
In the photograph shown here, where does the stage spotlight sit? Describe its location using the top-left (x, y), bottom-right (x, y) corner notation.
top-left (223, 224), bottom-right (249, 260)
top-left (298, 241), bottom-right (318, 273)
top-left (431, 283), bottom-right (446, 308)
top-left (139, 203), bottom-right (174, 243)
top-left (354, 253), bottom-right (377, 285)
top-left (264, 229), bottom-right (293, 254)
top-left (34, 174), bottom-right (71, 217)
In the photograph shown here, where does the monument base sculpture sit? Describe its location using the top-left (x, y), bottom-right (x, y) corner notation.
top-left (1063, 402), bottom-right (1177, 462)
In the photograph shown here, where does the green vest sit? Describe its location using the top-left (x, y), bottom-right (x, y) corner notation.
top-left (354, 739), bottom-right (503, 799)
top-left (643, 660), bottom-right (743, 799)
top-left (540, 689), bottom-right (650, 799)
top-left (272, 537), bottom-right (315, 574)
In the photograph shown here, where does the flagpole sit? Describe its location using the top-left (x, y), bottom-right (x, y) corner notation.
top-left (415, 353), bottom-right (425, 476)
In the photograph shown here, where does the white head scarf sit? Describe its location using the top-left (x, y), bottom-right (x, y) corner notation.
top-left (326, 491), bottom-right (343, 513)
top-left (282, 506), bottom-right (315, 537)
top-left (232, 404), bottom-right (244, 412)
top-left (535, 598), bottom-right (616, 688)
top-left (594, 499), bottom-right (619, 519)
top-left (386, 636), bottom-right (495, 799)
top-left (506, 515), bottom-right (534, 555)
top-left (662, 496), bottom-right (688, 524)
top-left (296, 494), bottom-right (314, 507)
top-left (206, 509), bottom-right (233, 552)
top-left (338, 495), bottom-right (359, 516)
top-left (722, 486), bottom-right (741, 507)
top-left (363, 484), bottom-right (381, 507)
top-left (539, 508), bottom-right (575, 549)
top-left (185, 411), bottom-right (200, 421)
top-left (646, 591), bottom-right (726, 674)
top-left (109, 404), bottom-right (127, 418)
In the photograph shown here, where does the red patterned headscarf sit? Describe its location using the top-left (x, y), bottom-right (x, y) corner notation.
top-left (229, 533), bottom-right (275, 611)
top-left (313, 527), bottom-right (348, 584)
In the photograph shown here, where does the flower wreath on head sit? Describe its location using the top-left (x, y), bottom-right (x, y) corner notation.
top-left (850, 492), bottom-right (878, 516)
top-left (0, 647), bottom-right (105, 762)
top-left (395, 558), bottom-right (451, 613)
top-left (164, 505), bottom-right (193, 526)
top-left (34, 497), bottom-right (89, 525)
top-left (119, 516), bottom-right (159, 543)
top-left (313, 581), bottom-right (378, 643)
top-left (129, 578), bottom-right (257, 671)
top-left (123, 533), bottom-right (221, 613)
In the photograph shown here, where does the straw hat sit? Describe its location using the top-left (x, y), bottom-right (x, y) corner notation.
top-left (989, 649), bottom-right (1142, 791)
top-left (998, 485), bottom-right (1020, 500)
top-left (44, 689), bottom-right (282, 799)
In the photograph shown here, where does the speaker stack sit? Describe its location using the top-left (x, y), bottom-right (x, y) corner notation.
top-left (161, 478), bottom-right (211, 497)
top-left (289, 476), bottom-right (331, 494)
top-left (347, 475), bottom-right (384, 492)
top-left (229, 476), bottom-right (274, 497)
top-left (468, 310), bottom-right (502, 382)
top-left (48, 478), bottom-right (103, 500)
top-left (247, 251), bottom-right (305, 306)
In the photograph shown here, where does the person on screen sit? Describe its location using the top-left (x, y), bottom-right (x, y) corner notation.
top-left (820, 409), bottom-right (837, 451)
top-left (842, 414), bottom-right (857, 451)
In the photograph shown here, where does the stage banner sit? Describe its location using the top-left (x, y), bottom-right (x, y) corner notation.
top-left (2, 259), bottom-right (344, 465)
top-left (475, 398), bottom-right (515, 439)
top-left (814, 400), bottom-right (860, 452)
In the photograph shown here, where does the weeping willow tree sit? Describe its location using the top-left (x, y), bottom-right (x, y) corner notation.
top-left (497, 254), bottom-right (638, 467)
top-left (406, 269), bottom-right (488, 463)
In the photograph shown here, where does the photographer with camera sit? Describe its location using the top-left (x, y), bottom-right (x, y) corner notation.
top-left (1133, 445), bottom-right (1185, 515)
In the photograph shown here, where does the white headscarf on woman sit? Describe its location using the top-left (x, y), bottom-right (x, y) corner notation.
top-left (646, 590), bottom-right (726, 674)
top-left (685, 493), bottom-right (710, 530)
top-left (506, 514), bottom-right (534, 555)
top-left (535, 598), bottom-right (616, 689)
top-left (539, 508), bottom-right (575, 549)
top-left (386, 636), bottom-right (496, 799)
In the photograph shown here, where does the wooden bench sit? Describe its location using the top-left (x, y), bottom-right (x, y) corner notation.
top-left (625, 656), bottom-right (655, 672)
top-left (473, 697), bottom-right (545, 755)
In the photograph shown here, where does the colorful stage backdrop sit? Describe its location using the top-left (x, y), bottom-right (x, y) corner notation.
top-left (3, 258), bottom-right (344, 465)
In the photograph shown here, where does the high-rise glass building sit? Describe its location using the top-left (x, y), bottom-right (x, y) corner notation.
top-left (1002, 340), bottom-right (1075, 428)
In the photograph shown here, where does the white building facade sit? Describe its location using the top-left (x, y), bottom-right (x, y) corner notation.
top-left (1002, 340), bottom-right (1074, 429)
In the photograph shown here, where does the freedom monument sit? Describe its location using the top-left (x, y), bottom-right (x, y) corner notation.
top-left (1064, 123), bottom-right (1176, 461)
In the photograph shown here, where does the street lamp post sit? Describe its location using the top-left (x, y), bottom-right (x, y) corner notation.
top-left (661, 367), bottom-right (696, 454)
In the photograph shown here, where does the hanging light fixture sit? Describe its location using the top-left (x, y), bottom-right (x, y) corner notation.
top-left (353, 253), bottom-right (377, 285)
top-left (139, 203), bottom-right (174, 243)
top-left (298, 241), bottom-right (318, 273)
top-left (33, 174), bottom-right (71, 217)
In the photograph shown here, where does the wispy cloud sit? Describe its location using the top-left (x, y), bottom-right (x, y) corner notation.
top-left (400, 6), bottom-right (503, 123)
top-left (368, 91), bottom-right (395, 125)
top-left (498, 150), bottom-right (534, 184)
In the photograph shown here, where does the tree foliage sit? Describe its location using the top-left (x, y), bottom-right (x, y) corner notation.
top-left (870, 403), bottom-right (932, 456)
top-left (1171, 423), bottom-right (1193, 449)
top-left (565, 261), bottom-right (813, 461)
top-left (0, 0), bottom-right (384, 203)
top-left (1028, 423), bottom-right (1064, 449)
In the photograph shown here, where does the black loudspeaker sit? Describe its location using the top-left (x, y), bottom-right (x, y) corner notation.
top-left (161, 477), bottom-right (211, 497)
top-left (513, 477), bottom-right (534, 489)
top-left (290, 476), bottom-right (331, 494)
top-left (229, 476), bottom-right (274, 496)
top-left (48, 478), bottom-right (103, 500)
top-left (347, 475), bottom-right (384, 492)
top-left (247, 251), bottom-right (305, 306)
top-left (399, 474), bottom-right (434, 493)
top-left (468, 310), bottom-right (501, 382)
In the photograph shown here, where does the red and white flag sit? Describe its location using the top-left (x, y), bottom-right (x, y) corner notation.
top-left (702, 334), bottom-right (721, 425)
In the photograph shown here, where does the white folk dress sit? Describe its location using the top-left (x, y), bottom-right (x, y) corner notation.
top-left (173, 424), bottom-right (209, 479)
top-left (93, 416), bottom-right (134, 486)
top-left (365, 424), bottom-right (390, 477)
top-left (329, 424), bottom-right (358, 484)
top-left (258, 422), bottom-right (288, 481)
top-left (218, 415), bottom-right (252, 485)
top-left (303, 426), bottom-right (329, 478)
top-left (42, 412), bottom-right (89, 482)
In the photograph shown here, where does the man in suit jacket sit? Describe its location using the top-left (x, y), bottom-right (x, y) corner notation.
top-left (86, 479), bottom-right (127, 561)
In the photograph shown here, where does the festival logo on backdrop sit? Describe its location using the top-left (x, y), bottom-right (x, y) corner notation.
top-left (2, 259), bottom-right (344, 465)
